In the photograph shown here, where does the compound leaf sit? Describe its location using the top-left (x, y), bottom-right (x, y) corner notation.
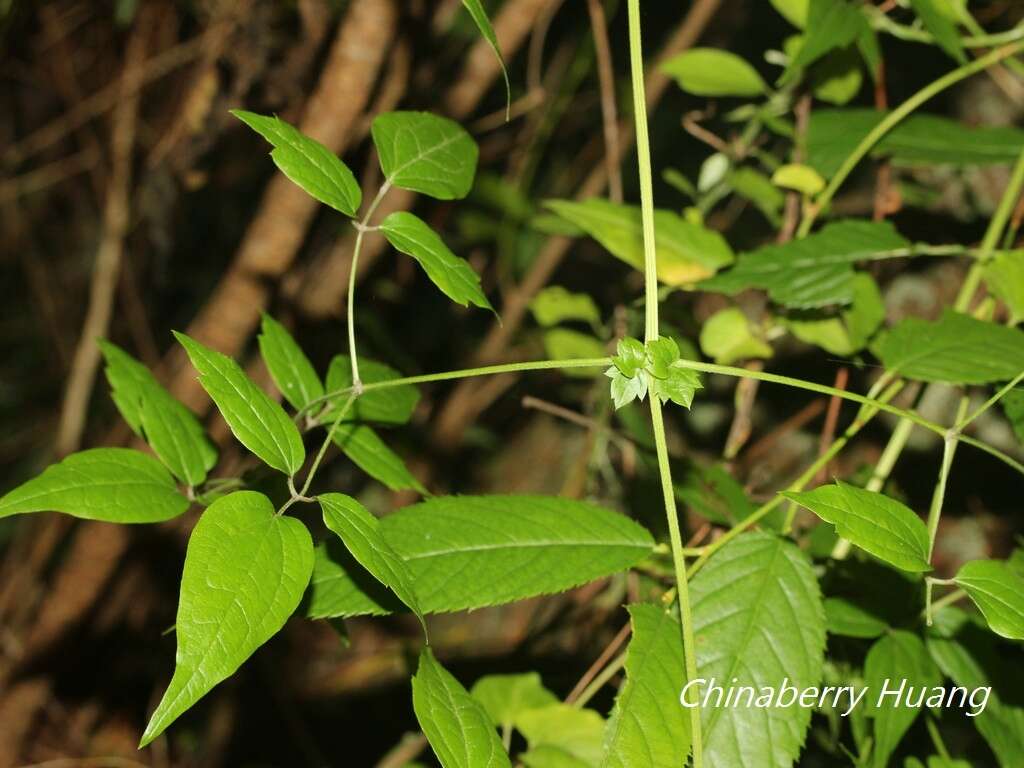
top-left (332, 423), bottom-right (426, 494)
top-left (690, 532), bottom-right (826, 767)
top-left (784, 481), bottom-right (931, 572)
top-left (413, 647), bottom-right (512, 768)
top-left (140, 491), bottom-right (313, 746)
top-left (258, 314), bottom-right (324, 411)
top-left (601, 604), bottom-right (691, 767)
top-left (379, 211), bottom-right (492, 312)
top-left (0, 448), bottom-right (188, 524)
top-left (875, 310), bottom-right (1024, 384)
top-left (175, 332), bottom-right (305, 476)
top-left (100, 340), bottom-right (217, 486)
top-left (372, 111), bottom-right (478, 200)
top-left (231, 110), bottom-right (360, 216)
top-left (320, 493), bottom-right (422, 626)
top-left (954, 559), bottom-right (1024, 640)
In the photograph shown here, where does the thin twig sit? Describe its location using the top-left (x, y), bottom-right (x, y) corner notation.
top-left (587, 0), bottom-right (622, 202)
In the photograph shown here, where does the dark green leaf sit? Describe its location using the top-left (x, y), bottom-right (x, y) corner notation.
top-left (175, 332), bottom-right (305, 475)
top-left (371, 111), bottom-right (478, 200)
top-left (332, 423), bottom-right (426, 494)
top-left (875, 310), bottom-right (1024, 384)
top-left (324, 355), bottom-right (420, 425)
top-left (781, 0), bottom-right (862, 83)
top-left (258, 314), bottom-right (324, 411)
top-left (460, 0), bottom-right (510, 117)
top-left (909, 0), bottom-right (966, 63)
top-left (379, 211), bottom-right (492, 311)
top-left (306, 539), bottom-right (403, 619)
top-left (824, 597), bottom-right (889, 638)
top-left (602, 604), bottom-right (691, 767)
top-left (0, 448), bottom-right (188, 524)
top-left (231, 110), bottom-right (360, 216)
top-left (412, 647), bottom-right (512, 768)
top-left (140, 491), bottom-right (313, 746)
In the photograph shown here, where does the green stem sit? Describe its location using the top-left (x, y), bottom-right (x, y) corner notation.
top-left (799, 40), bottom-right (1024, 238)
top-left (572, 651), bottom-right (627, 709)
top-left (628, 0), bottom-right (701, 762)
top-left (926, 398), bottom-right (969, 560)
top-left (278, 394), bottom-right (355, 516)
top-left (958, 370), bottom-right (1024, 430)
top-left (347, 182), bottom-right (392, 388)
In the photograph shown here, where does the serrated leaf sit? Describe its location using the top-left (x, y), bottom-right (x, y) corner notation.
top-left (699, 307), bottom-right (772, 365)
top-left (332, 423), bottom-right (426, 494)
top-left (257, 314), bottom-right (324, 411)
top-left (875, 310), bottom-right (1024, 384)
top-left (381, 495), bottom-right (653, 614)
top-left (650, 365), bottom-right (702, 409)
top-left (785, 272), bottom-right (884, 355)
top-left (699, 220), bottom-right (907, 309)
top-left (470, 673), bottom-right (559, 731)
top-left (319, 493), bottom-right (422, 623)
top-left (954, 559), bottom-right (1024, 640)
top-left (175, 332), bottom-right (305, 476)
top-left (545, 199), bottom-right (734, 286)
top-left (645, 336), bottom-right (680, 379)
top-left (413, 647), bottom-right (512, 768)
top-left (324, 355), bottom-right (419, 425)
top-left (909, 0), bottom-right (966, 63)
top-left (0, 448), bottom-right (188, 523)
top-left (784, 482), bottom-right (930, 572)
top-left (606, 367), bottom-right (648, 410)
top-left (601, 604), bottom-right (691, 768)
top-left (100, 340), bottom-right (217, 486)
top-left (460, 0), bottom-right (510, 117)
top-left (661, 48), bottom-right (766, 97)
top-left (863, 631), bottom-right (942, 768)
top-left (306, 539), bottom-right (403, 619)
top-left (530, 286), bottom-right (601, 328)
top-left (690, 532), bottom-right (826, 767)
top-left (612, 337), bottom-right (648, 378)
top-left (983, 250), bottom-right (1024, 324)
top-left (519, 705), bottom-right (605, 767)
top-left (372, 111), bottom-right (478, 200)
top-left (379, 211), bottom-right (492, 311)
top-left (140, 491), bottom-right (313, 746)
top-left (824, 597), bottom-right (889, 638)
top-left (231, 110), bottom-right (360, 216)
top-left (781, 0), bottom-right (862, 83)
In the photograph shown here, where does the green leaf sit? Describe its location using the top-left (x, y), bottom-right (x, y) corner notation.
top-left (379, 211), bottom-right (492, 311)
top-left (332, 423), bottom-right (426, 494)
top-left (100, 340), bottom-right (217, 486)
top-left (606, 366), bottom-right (648, 410)
top-left (699, 307), bottom-right (773, 365)
top-left (1004, 387), bottom-right (1024, 444)
top-left (649, 365), bottom-right (702, 409)
top-left (784, 481), bottom-right (931, 572)
top-left (601, 604), bottom-right (691, 767)
top-left (863, 631), bottom-right (942, 768)
top-left (530, 286), bottom-right (601, 328)
top-left (519, 705), bottom-right (605, 766)
top-left (875, 310), bottom-right (1024, 384)
top-left (371, 111), bottom-right (478, 200)
top-left (772, 163), bottom-right (825, 196)
top-left (675, 463), bottom-right (756, 527)
top-left (909, 0), bottom-right (966, 63)
top-left (545, 199), bottom-right (734, 286)
top-left (0, 448), bottom-right (188, 524)
top-left (660, 48), bottom-right (766, 97)
top-left (470, 673), bottom-right (559, 731)
top-left (729, 167), bottom-right (785, 225)
top-left (257, 314), bottom-right (324, 412)
top-left (324, 355), bottom-right (420, 425)
top-left (824, 596), bottom-right (889, 638)
top-left (690, 532), bottom-right (826, 767)
top-left (521, 746), bottom-right (592, 768)
top-left (701, 220), bottom-right (906, 309)
top-left (770, 0), bottom-right (808, 27)
top-left (381, 495), bottom-right (653, 614)
top-left (781, 0), bottom-right (863, 83)
top-left (612, 337), bottom-right (648, 378)
top-left (231, 110), bottom-right (360, 216)
top-left (954, 559), bottom-right (1024, 640)
top-left (983, 250), bottom-right (1024, 324)
top-left (319, 493), bottom-right (423, 623)
top-left (811, 46), bottom-right (863, 105)
top-left (645, 336), bottom-right (680, 379)
top-left (412, 647), bottom-right (512, 768)
top-left (460, 0), bottom-right (510, 117)
top-left (807, 110), bottom-right (1024, 177)
top-left (306, 539), bottom-right (403, 619)
top-left (140, 491), bottom-right (313, 746)
top-left (785, 272), bottom-right (884, 356)
top-left (543, 329), bottom-right (607, 373)
top-left (926, 607), bottom-right (1024, 765)
top-left (174, 332), bottom-right (305, 476)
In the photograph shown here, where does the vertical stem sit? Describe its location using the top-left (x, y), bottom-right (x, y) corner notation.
top-left (628, 1), bottom-right (702, 762)
top-left (926, 398), bottom-right (969, 559)
top-left (347, 182), bottom-right (392, 389)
